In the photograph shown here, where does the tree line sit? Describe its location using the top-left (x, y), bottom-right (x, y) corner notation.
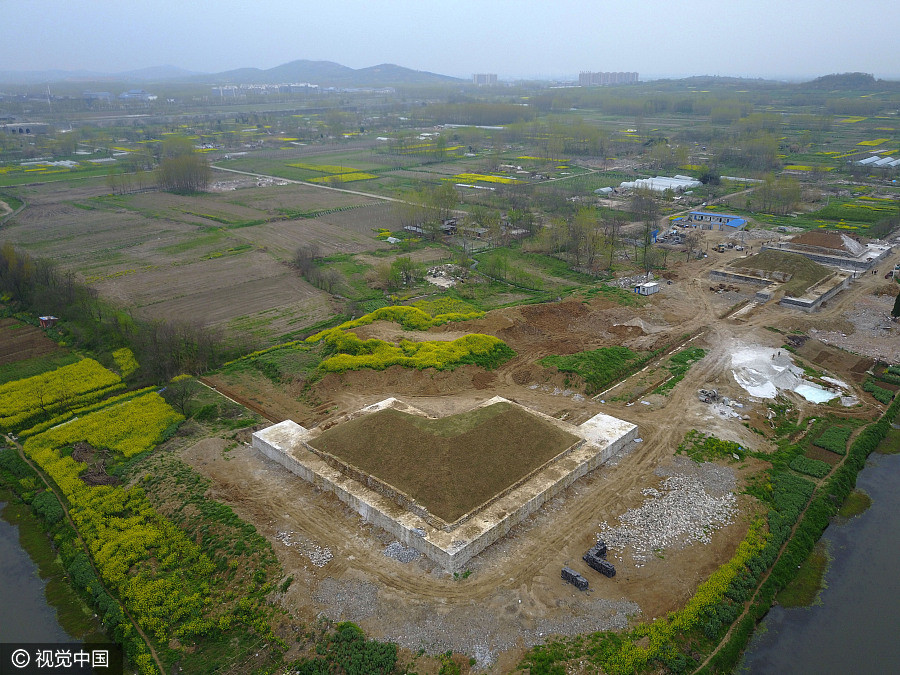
top-left (0, 243), bottom-right (230, 381)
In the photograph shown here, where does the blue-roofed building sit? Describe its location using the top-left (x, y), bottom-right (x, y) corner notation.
top-left (688, 211), bottom-right (747, 230)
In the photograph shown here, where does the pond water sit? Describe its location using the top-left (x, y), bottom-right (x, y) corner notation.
top-left (793, 383), bottom-right (838, 404)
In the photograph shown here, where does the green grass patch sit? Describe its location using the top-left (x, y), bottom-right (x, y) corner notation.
top-left (220, 344), bottom-right (321, 384)
top-left (676, 430), bottom-right (747, 463)
top-left (412, 296), bottom-right (480, 317)
top-left (812, 198), bottom-right (897, 224)
top-left (775, 541), bottom-right (829, 607)
top-left (730, 250), bottom-right (831, 297)
top-left (838, 489), bottom-right (872, 518)
top-left (579, 284), bottom-right (645, 306)
top-left (876, 427), bottom-right (900, 454)
top-left (0, 163), bottom-right (118, 187)
top-left (0, 193), bottom-right (24, 211)
top-left (812, 425), bottom-right (852, 455)
top-left (541, 346), bottom-right (644, 395)
top-left (0, 351), bottom-right (80, 385)
top-left (158, 231), bottom-right (228, 255)
top-left (654, 347), bottom-right (706, 395)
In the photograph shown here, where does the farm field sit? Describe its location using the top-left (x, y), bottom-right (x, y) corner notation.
top-left (0, 176), bottom-right (409, 343)
top-left (0, 318), bottom-right (65, 366)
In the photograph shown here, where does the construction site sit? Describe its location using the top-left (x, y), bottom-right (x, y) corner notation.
top-left (183, 227), bottom-right (899, 670)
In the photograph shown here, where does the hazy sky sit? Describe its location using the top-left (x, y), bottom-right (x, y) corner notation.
top-left (6, 0), bottom-right (900, 81)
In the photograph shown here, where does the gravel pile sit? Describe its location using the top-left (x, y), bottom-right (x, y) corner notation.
top-left (606, 272), bottom-right (655, 289)
top-left (810, 295), bottom-right (900, 361)
top-left (376, 592), bottom-right (638, 670)
top-left (384, 541), bottom-right (421, 563)
top-left (304, 544), bottom-right (334, 568)
top-left (275, 530), bottom-right (333, 567)
top-left (314, 579), bottom-right (377, 620)
top-left (311, 578), bottom-right (638, 670)
top-left (598, 462), bottom-right (737, 565)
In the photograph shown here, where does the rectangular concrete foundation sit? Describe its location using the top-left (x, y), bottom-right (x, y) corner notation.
top-left (252, 397), bottom-right (637, 571)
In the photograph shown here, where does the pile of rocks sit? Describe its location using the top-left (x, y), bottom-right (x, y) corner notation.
top-left (275, 530), bottom-right (333, 567)
top-left (606, 272), bottom-right (655, 289)
top-left (305, 544), bottom-right (334, 568)
top-left (383, 541), bottom-right (421, 563)
top-left (598, 466), bottom-right (737, 564)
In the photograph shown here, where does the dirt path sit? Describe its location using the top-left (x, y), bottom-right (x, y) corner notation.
top-left (211, 164), bottom-right (405, 204)
top-left (692, 415), bottom-right (860, 674)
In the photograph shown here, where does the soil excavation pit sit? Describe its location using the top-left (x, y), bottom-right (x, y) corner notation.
top-left (252, 396), bottom-right (638, 571)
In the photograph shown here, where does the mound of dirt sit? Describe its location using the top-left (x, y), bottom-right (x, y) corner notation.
top-left (519, 300), bottom-right (588, 332)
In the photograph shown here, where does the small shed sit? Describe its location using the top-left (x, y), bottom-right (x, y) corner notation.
top-left (39, 315), bottom-right (59, 329)
top-left (634, 282), bottom-right (660, 296)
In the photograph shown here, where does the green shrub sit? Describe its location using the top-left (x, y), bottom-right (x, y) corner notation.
top-left (0, 446), bottom-right (32, 479)
top-left (193, 404), bottom-right (218, 421)
top-left (789, 455), bottom-right (831, 478)
top-left (31, 490), bottom-right (64, 525)
top-left (863, 378), bottom-right (894, 404)
top-left (289, 622), bottom-right (397, 675)
top-left (541, 346), bottom-right (643, 394)
top-left (317, 331), bottom-right (515, 373)
top-left (813, 426), bottom-right (852, 454)
top-left (677, 430), bottom-right (747, 462)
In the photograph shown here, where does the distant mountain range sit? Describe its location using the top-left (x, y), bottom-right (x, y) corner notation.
top-left (204, 60), bottom-right (463, 86)
top-left (0, 60), bottom-right (463, 87)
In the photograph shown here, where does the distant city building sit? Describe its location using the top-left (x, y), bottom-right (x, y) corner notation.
top-left (473, 73), bottom-right (498, 86)
top-left (83, 91), bottom-right (113, 102)
top-left (277, 82), bottom-right (319, 94)
top-left (1, 122), bottom-right (49, 135)
top-left (119, 89), bottom-right (157, 101)
top-left (212, 85), bottom-right (239, 98)
top-left (578, 71), bottom-right (639, 86)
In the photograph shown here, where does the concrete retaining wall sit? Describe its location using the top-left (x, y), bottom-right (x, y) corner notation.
top-left (780, 274), bottom-right (850, 312)
top-left (251, 401), bottom-right (637, 571)
top-left (762, 244), bottom-right (891, 272)
top-left (709, 270), bottom-right (773, 286)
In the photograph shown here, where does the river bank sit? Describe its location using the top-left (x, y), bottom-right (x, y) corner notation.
top-left (0, 489), bottom-right (106, 643)
top-left (739, 448), bottom-right (900, 673)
